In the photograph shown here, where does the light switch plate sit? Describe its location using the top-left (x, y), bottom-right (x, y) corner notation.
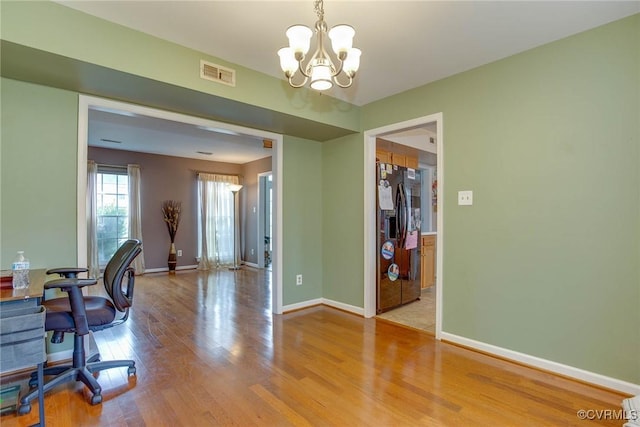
top-left (458, 190), bottom-right (473, 206)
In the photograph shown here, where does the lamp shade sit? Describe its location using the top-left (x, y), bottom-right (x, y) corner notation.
top-left (343, 48), bottom-right (361, 76)
top-left (328, 24), bottom-right (355, 55)
top-left (286, 25), bottom-right (313, 56)
top-left (278, 47), bottom-right (298, 75)
top-left (228, 184), bottom-right (243, 192)
top-left (310, 64), bottom-right (333, 91)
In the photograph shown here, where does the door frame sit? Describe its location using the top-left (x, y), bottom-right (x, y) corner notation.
top-left (363, 113), bottom-right (444, 339)
top-left (76, 95), bottom-right (284, 314)
top-left (257, 171), bottom-right (272, 269)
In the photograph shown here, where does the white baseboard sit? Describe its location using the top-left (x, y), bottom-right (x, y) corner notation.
top-left (321, 298), bottom-right (365, 316)
top-left (282, 298), bottom-right (323, 312)
top-left (144, 265), bottom-right (198, 273)
top-left (243, 261), bottom-right (259, 268)
top-left (282, 298), bottom-right (364, 316)
top-left (441, 332), bottom-right (640, 396)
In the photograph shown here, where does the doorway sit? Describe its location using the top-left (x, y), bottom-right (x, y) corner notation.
top-left (76, 95), bottom-right (284, 314)
top-left (363, 113), bottom-right (444, 339)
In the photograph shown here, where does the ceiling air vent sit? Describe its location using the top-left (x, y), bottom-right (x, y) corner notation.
top-left (200, 60), bottom-right (236, 87)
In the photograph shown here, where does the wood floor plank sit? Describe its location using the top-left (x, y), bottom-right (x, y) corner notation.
top-left (1, 268), bottom-right (630, 426)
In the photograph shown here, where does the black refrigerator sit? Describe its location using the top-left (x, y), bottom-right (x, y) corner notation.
top-left (376, 162), bottom-right (421, 313)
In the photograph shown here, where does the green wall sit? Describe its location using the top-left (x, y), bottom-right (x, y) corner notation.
top-left (321, 133), bottom-right (365, 307)
top-left (0, 0), bottom-right (359, 134)
top-left (282, 136), bottom-right (324, 305)
top-left (1, 78), bottom-right (78, 268)
top-left (360, 15), bottom-right (640, 383)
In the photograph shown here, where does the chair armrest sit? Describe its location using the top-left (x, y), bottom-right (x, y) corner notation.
top-left (46, 267), bottom-right (89, 278)
top-left (44, 277), bottom-right (97, 290)
top-left (44, 278), bottom-right (97, 336)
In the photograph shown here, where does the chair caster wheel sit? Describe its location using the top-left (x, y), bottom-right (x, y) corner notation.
top-left (28, 378), bottom-right (38, 388)
top-left (90, 394), bottom-right (103, 405)
top-left (18, 403), bottom-right (32, 415)
top-left (128, 366), bottom-right (136, 376)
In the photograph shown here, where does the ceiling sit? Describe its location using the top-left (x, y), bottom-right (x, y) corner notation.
top-left (57, 0), bottom-right (639, 162)
top-left (89, 109), bottom-right (273, 163)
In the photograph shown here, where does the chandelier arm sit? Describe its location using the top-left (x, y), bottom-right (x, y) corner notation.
top-left (288, 74), bottom-right (309, 88)
top-left (298, 60), bottom-right (312, 78)
top-left (332, 73), bottom-right (354, 88)
top-left (299, 46), bottom-right (322, 78)
top-left (331, 57), bottom-right (345, 77)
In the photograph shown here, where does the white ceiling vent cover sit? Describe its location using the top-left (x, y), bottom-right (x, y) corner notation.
top-left (200, 60), bottom-right (236, 87)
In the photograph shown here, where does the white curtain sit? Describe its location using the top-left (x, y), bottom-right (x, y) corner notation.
top-left (128, 164), bottom-right (145, 275)
top-left (197, 173), bottom-right (239, 270)
top-left (87, 161), bottom-right (100, 278)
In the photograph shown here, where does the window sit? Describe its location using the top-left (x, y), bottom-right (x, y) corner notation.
top-left (96, 169), bottom-right (129, 266)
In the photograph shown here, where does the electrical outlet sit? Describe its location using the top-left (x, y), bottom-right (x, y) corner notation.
top-left (251, 248), bottom-right (254, 255)
top-left (177, 249), bottom-right (183, 257)
top-left (458, 190), bottom-right (473, 206)
top-left (296, 274), bottom-right (303, 285)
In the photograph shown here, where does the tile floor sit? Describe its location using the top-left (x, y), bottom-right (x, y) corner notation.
top-left (376, 286), bottom-right (436, 334)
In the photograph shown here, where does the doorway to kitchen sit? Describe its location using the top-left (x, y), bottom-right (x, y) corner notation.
top-left (363, 113), bottom-right (443, 339)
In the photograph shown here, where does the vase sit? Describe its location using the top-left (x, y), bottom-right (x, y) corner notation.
top-left (168, 242), bottom-right (177, 273)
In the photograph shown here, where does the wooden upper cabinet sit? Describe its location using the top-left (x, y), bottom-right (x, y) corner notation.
top-left (390, 153), bottom-right (406, 167)
top-left (376, 149), bottom-right (391, 164)
top-left (406, 156), bottom-right (419, 169)
top-left (376, 147), bottom-right (418, 169)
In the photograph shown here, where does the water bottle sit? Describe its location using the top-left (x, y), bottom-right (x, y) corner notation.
top-left (11, 251), bottom-right (30, 289)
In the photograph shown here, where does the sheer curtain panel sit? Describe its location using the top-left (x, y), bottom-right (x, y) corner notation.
top-left (128, 164), bottom-right (145, 274)
top-left (197, 173), bottom-right (239, 270)
top-left (87, 161), bottom-right (100, 279)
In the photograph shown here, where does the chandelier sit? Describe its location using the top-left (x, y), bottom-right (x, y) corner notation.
top-left (278, 0), bottom-right (361, 91)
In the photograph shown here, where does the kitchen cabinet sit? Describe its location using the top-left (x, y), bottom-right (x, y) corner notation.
top-left (406, 156), bottom-right (419, 169)
top-left (391, 153), bottom-right (406, 167)
top-left (376, 149), bottom-right (391, 164)
top-left (421, 234), bottom-right (436, 289)
top-left (376, 148), bottom-right (418, 169)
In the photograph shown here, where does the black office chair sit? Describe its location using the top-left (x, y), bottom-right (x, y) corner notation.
top-left (19, 239), bottom-right (142, 414)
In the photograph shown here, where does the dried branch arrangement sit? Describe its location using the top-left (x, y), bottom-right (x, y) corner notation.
top-left (161, 200), bottom-right (181, 243)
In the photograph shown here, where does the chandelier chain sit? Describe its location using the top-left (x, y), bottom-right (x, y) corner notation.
top-left (314, 0), bottom-right (324, 21)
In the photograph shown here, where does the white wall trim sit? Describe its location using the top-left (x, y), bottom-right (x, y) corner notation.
top-left (322, 298), bottom-right (365, 316)
top-left (243, 261), bottom-right (259, 268)
top-left (282, 298), bottom-right (323, 313)
top-left (363, 113), bottom-right (444, 341)
top-left (143, 265), bottom-right (198, 274)
top-left (441, 332), bottom-right (640, 396)
top-left (282, 298), bottom-right (365, 316)
top-left (273, 137), bottom-right (283, 315)
top-left (77, 97), bottom-right (89, 272)
top-left (77, 95), bottom-right (283, 314)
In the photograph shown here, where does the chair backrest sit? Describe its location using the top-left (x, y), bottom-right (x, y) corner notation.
top-left (103, 239), bottom-right (142, 312)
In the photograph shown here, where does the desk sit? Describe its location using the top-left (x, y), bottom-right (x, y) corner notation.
top-left (1, 269), bottom-right (47, 424)
top-left (1, 269), bottom-right (48, 374)
top-left (1, 268), bottom-right (47, 307)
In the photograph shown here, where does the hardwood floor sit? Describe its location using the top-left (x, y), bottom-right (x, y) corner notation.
top-left (1, 268), bottom-right (628, 426)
